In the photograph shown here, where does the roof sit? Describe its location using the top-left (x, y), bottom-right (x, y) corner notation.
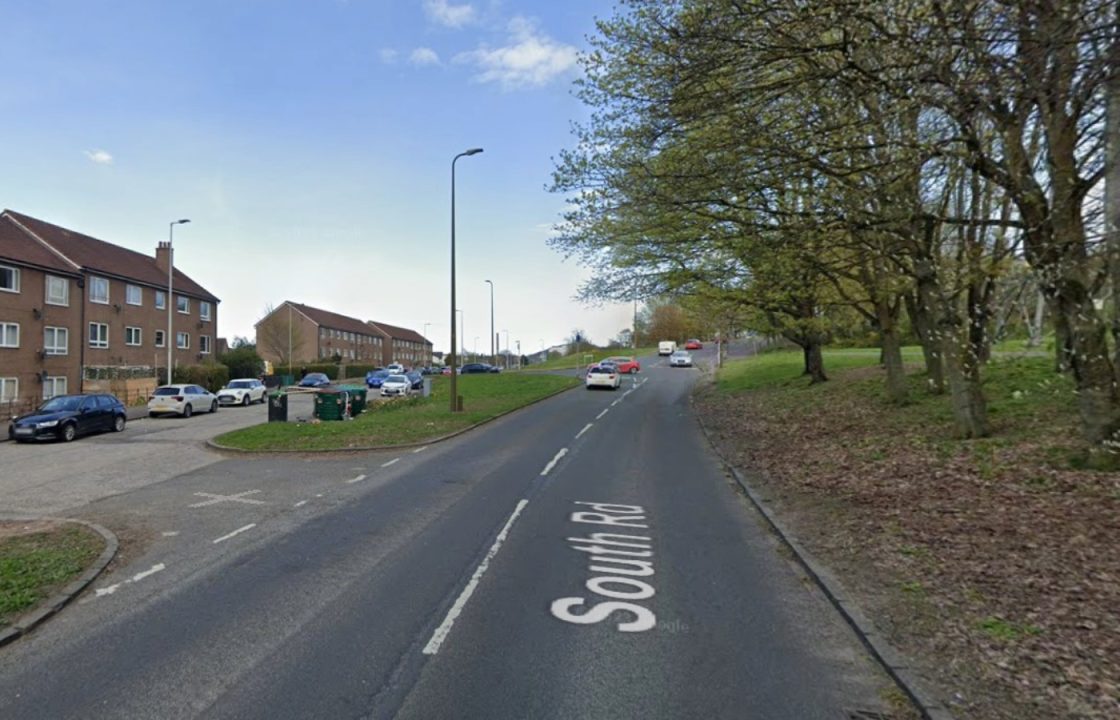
top-left (285, 302), bottom-right (379, 337)
top-left (0, 214), bottom-right (79, 275)
top-left (367, 320), bottom-right (430, 344)
top-left (2, 210), bottom-right (219, 302)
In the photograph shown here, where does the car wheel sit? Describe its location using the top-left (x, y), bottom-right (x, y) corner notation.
top-left (211, 400), bottom-right (219, 413)
top-left (149, 411), bottom-right (159, 418)
top-left (61, 423), bottom-right (77, 442)
top-left (183, 404), bottom-right (193, 418)
top-left (242, 394), bottom-right (251, 406)
top-left (113, 415), bottom-right (126, 432)
top-left (7, 424), bottom-right (13, 440)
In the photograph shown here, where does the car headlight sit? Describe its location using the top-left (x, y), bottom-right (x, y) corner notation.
top-left (37, 420), bottom-right (59, 428)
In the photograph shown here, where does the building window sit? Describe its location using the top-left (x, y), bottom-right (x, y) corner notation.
top-left (89, 323), bottom-right (109, 348)
top-left (176, 295), bottom-right (189, 314)
top-left (200, 301), bottom-right (212, 321)
top-left (0, 264), bottom-right (19, 293)
top-left (199, 335), bottom-right (211, 354)
top-left (0, 322), bottom-right (18, 348)
top-left (125, 327), bottom-right (142, 346)
top-left (0, 377), bottom-right (17, 402)
top-left (126, 284), bottom-right (142, 305)
top-left (89, 276), bottom-right (109, 304)
top-left (155, 290), bottom-right (166, 309)
top-left (176, 332), bottom-right (190, 349)
top-left (320, 327), bottom-right (327, 338)
top-left (45, 275), bottom-right (69, 306)
top-left (43, 376), bottom-right (67, 400)
top-left (44, 327), bottom-right (68, 355)
top-left (155, 330), bottom-right (166, 347)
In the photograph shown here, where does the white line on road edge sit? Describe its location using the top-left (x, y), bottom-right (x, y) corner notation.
top-left (596, 409), bottom-right (609, 420)
top-left (213, 524), bottom-right (256, 544)
top-left (575, 423), bottom-right (593, 439)
top-left (346, 473), bottom-right (368, 484)
top-left (623, 389), bottom-right (633, 397)
top-left (294, 500), bottom-right (308, 508)
top-left (412, 446), bottom-right (428, 454)
top-left (381, 458), bottom-right (401, 468)
top-left (422, 499), bottom-right (529, 655)
top-left (540, 448), bottom-right (569, 476)
top-left (95, 563), bottom-right (166, 597)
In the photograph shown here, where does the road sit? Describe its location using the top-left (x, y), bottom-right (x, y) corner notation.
top-left (0, 349), bottom-right (901, 719)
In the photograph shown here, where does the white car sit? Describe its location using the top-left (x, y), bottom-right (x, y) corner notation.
top-left (585, 364), bottom-right (621, 390)
top-left (380, 374), bottom-right (412, 397)
top-left (217, 378), bottom-right (268, 406)
top-left (386, 363), bottom-right (405, 375)
top-left (669, 350), bottom-right (693, 367)
top-left (148, 384), bottom-right (219, 417)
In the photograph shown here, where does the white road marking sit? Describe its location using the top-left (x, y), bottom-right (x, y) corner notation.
top-left (412, 446), bottom-right (429, 454)
top-left (423, 499), bottom-right (529, 655)
top-left (575, 423), bottom-right (593, 439)
top-left (131, 563), bottom-right (166, 582)
top-left (611, 399), bottom-right (622, 407)
top-left (294, 500), bottom-right (309, 507)
top-left (94, 563), bottom-right (166, 598)
top-left (540, 448), bottom-right (569, 476)
top-left (596, 409), bottom-right (609, 420)
top-left (161, 531), bottom-right (179, 537)
top-left (346, 473), bottom-right (368, 484)
top-left (95, 583), bottom-right (122, 597)
top-left (381, 458), bottom-right (401, 468)
top-left (189, 490), bottom-right (265, 508)
top-left (212, 524), bottom-right (256, 544)
top-left (315, 493), bottom-right (324, 497)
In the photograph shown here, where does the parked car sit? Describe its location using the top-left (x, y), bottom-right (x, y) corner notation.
top-left (440, 366), bottom-right (453, 376)
top-left (669, 350), bottom-right (693, 367)
top-left (606, 356), bottom-right (641, 374)
top-left (585, 364), bottom-right (621, 390)
top-left (299, 372), bottom-right (332, 388)
top-left (658, 340), bottom-right (677, 356)
top-left (386, 363), bottom-right (405, 375)
top-left (406, 371), bottom-right (423, 390)
top-left (685, 339), bottom-right (703, 350)
top-left (8, 394), bottom-right (126, 442)
top-left (217, 378), bottom-right (268, 406)
top-left (366, 369), bottom-right (391, 388)
top-left (148, 384), bottom-right (219, 417)
top-left (380, 374), bottom-right (412, 397)
top-left (459, 363), bottom-right (492, 374)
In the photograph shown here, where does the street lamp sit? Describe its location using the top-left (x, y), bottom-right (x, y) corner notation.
top-left (456, 309), bottom-right (465, 356)
top-left (502, 329), bottom-right (509, 368)
top-left (450, 147), bottom-right (482, 412)
top-left (167, 219), bottom-right (190, 384)
top-left (484, 279), bottom-right (494, 365)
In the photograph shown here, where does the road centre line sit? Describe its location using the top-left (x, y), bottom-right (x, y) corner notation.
top-left (575, 423), bottom-right (593, 439)
top-left (294, 500), bottom-right (308, 508)
top-left (540, 448), bottom-right (569, 476)
top-left (189, 490), bottom-right (266, 508)
top-left (412, 446), bottom-right (428, 454)
top-left (422, 499), bottom-right (530, 655)
top-left (94, 563), bottom-right (166, 598)
top-left (596, 409), bottom-right (609, 420)
top-left (346, 473), bottom-right (368, 484)
top-left (381, 458), bottom-right (401, 468)
top-left (611, 399), bottom-right (622, 407)
top-left (213, 524), bottom-right (256, 544)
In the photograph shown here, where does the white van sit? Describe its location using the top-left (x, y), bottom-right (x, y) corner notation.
top-left (658, 341), bottom-right (677, 356)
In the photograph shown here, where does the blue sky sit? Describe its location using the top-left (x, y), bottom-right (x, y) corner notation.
top-left (0, 0), bottom-right (630, 356)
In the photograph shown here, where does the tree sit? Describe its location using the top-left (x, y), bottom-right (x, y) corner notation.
top-left (219, 345), bottom-right (264, 380)
top-left (257, 304), bottom-right (306, 368)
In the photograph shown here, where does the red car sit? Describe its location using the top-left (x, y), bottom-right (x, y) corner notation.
top-left (684, 339), bottom-right (703, 350)
top-left (606, 356), bottom-right (641, 374)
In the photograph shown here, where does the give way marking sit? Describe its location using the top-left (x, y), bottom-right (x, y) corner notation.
top-left (189, 490), bottom-right (266, 508)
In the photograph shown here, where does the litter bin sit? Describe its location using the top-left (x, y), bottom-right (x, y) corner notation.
top-left (341, 385), bottom-right (367, 415)
top-left (315, 390), bottom-right (347, 421)
top-left (268, 392), bottom-right (288, 422)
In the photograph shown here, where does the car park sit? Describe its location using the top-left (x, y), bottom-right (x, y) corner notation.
top-left (670, 350), bottom-right (693, 367)
top-left (606, 356), bottom-right (641, 374)
top-left (217, 378), bottom-right (268, 406)
top-left (148, 384), bottom-right (219, 417)
top-left (685, 339), bottom-right (703, 350)
top-left (366, 369), bottom-right (391, 388)
top-left (299, 373), bottom-right (332, 388)
top-left (380, 374), bottom-right (412, 397)
top-left (585, 364), bottom-right (621, 390)
top-left (8, 394), bottom-right (127, 442)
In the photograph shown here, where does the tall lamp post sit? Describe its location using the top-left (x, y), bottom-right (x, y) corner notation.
top-left (450, 148), bottom-right (483, 412)
top-left (167, 219), bottom-right (190, 384)
top-left (502, 329), bottom-right (509, 369)
top-left (484, 279), bottom-right (494, 365)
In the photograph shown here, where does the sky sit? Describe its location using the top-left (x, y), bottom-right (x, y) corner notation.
top-left (0, 0), bottom-right (630, 357)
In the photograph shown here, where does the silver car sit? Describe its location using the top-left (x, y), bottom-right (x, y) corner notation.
top-left (669, 350), bottom-right (693, 367)
top-left (148, 384), bottom-right (219, 417)
top-left (380, 374), bottom-right (412, 397)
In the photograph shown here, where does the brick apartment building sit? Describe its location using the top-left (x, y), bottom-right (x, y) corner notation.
top-left (0, 210), bottom-right (220, 412)
top-left (255, 301), bottom-right (432, 369)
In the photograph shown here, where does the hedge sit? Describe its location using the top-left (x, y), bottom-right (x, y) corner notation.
top-left (343, 364), bottom-right (382, 378)
top-left (271, 363), bottom-right (340, 380)
top-left (172, 364), bottom-right (231, 393)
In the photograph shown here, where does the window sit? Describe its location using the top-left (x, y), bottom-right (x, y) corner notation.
top-left (320, 328), bottom-right (327, 338)
top-left (155, 290), bottom-right (166, 309)
top-left (155, 330), bottom-right (166, 347)
top-left (44, 327), bottom-right (68, 355)
top-left (125, 327), bottom-right (142, 346)
top-left (176, 331), bottom-right (189, 349)
top-left (126, 284), bottom-right (142, 305)
top-left (176, 295), bottom-right (189, 314)
top-left (45, 275), bottom-right (68, 306)
top-left (0, 378), bottom-right (17, 402)
top-left (0, 264), bottom-right (19, 293)
top-left (89, 276), bottom-right (109, 304)
top-left (88, 322), bottom-right (108, 348)
top-left (200, 301), bottom-right (212, 321)
top-left (43, 376), bottom-right (67, 400)
top-left (199, 335), bottom-right (211, 354)
top-left (0, 322), bottom-right (18, 348)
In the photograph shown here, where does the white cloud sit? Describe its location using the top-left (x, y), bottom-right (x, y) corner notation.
top-left (84, 149), bottom-right (113, 165)
top-left (409, 47), bottom-right (441, 66)
top-left (455, 17), bottom-right (578, 90)
top-left (423, 0), bottom-right (476, 28)
top-left (379, 48), bottom-right (399, 64)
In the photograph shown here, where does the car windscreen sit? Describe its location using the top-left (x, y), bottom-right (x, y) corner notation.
top-left (387, 375), bottom-right (408, 383)
top-left (369, 371), bottom-right (390, 378)
top-left (154, 387), bottom-right (182, 396)
top-left (588, 367), bottom-right (611, 374)
top-left (228, 380), bottom-right (252, 388)
top-left (38, 396), bottom-right (81, 412)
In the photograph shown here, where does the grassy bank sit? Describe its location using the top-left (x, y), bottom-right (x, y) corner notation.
top-left (1, 524), bottom-right (103, 627)
top-left (525, 347), bottom-right (654, 372)
top-left (214, 373), bottom-right (579, 451)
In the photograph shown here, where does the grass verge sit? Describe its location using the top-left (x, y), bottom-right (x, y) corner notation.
top-left (0, 524), bottom-right (104, 627)
top-left (525, 347), bottom-right (656, 371)
top-left (214, 373), bottom-right (579, 451)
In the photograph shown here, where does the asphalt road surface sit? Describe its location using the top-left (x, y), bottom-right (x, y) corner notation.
top-left (0, 349), bottom-right (900, 719)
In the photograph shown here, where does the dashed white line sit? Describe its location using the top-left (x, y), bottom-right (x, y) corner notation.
top-left (596, 409), bottom-right (609, 420)
top-left (294, 500), bottom-right (309, 508)
top-left (412, 446), bottom-right (429, 454)
top-left (575, 423), bottom-right (593, 439)
top-left (422, 499), bottom-right (529, 655)
top-left (212, 524), bottom-right (256, 544)
top-left (540, 448), bottom-right (569, 476)
top-left (94, 563), bottom-right (166, 598)
top-left (346, 473), bottom-right (368, 484)
top-left (611, 399), bottom-right (622, 407)
top-left (381, 458), bottom-right (400, 468)
top-left (161, 531), bottom-right (179, 537)
top-left (131, 564), bottom-right (165, 582)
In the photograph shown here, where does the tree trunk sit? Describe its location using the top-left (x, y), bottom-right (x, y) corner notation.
top-left (878, 297), bottom-right (907, 404)
top-left (940, 314), bottom-right (990, 438)
top-left (909, 255), bottom-right (945, 394)
top-left (1026, 291), bottom-right (1045, 348)
top-left (804, 335), bottom-right (828, 384)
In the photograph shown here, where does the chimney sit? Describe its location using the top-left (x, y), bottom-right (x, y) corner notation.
top-left (155, 241), bottom-right (172, 273)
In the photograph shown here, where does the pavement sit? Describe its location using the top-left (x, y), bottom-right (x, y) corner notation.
top-left (0, 349), bottom-right (909, 719)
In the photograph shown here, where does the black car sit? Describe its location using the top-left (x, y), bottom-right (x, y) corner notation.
top-left (8, 394), bottom-right (127, 442)
top-left (298, 372), bottom-right (332, 388)
top-left (406, 371), bottom-right (423, 390)
top-left (458, 363), bottom-right (492, 374)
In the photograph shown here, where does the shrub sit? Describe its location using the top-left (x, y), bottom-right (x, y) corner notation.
top-left (219, 346), bottom-right (264, 380)
top-left (172, 364), bottom-right (230, 392)
top-left (344, 364), bottom-right (382, 378)
top-left (271, 363), bottom-right (339, 380)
